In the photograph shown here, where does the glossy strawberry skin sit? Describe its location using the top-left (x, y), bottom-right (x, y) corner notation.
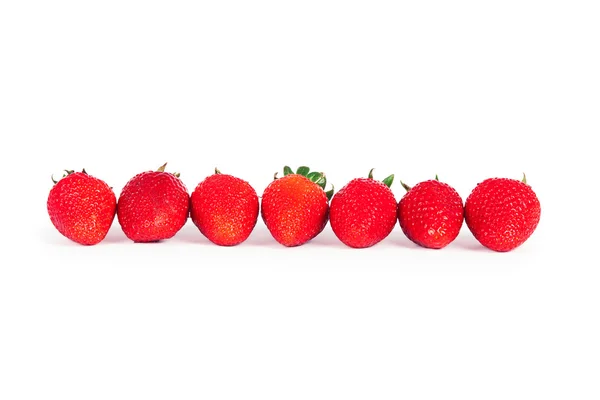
top-left (47, 172), bottom-right (117, 245)
top-left (261, 174), bottom-right (329, 247)
top-left (117, 171), bottom-right (189, 242)
top-left (465, 178), bottom-right (541, 252)
top-left (330, 178), bottom-right (397, 248)
top-left (397, 180), bottom-right (464, 249)
top-left (190, 174), bottom-right (259, 246)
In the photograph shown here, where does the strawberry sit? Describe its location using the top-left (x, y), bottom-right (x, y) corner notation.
top-left (329, 169), bottom-right (397, 248)
top-left (465, 175), bottom-right (541, 252)
top-left (190, 168), bottom-right (259, 246)
top-left (261, 166), bottom-right (333, 247)
top-left (117, 163), bottom-right (189, 243)
top-left (47, 169), bottom-right (117, 245)
top-left (397, 176), bottom-right (464, 249)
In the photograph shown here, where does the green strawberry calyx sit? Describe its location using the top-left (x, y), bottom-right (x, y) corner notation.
top-left (157, 162), bottom-right (180, 178)
top-left (51, 168), bottom-right (87, 185)
top-left (400, 174), bottom-right (439, 192)
top-left (368, 168), bottom-right (394, 188)
top-left (274, 165), bottom-right (335, 201)
top-left (522, 173), bottom-right (527, 185)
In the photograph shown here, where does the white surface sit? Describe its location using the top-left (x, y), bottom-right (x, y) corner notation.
top-left (1, 1), bottom-right (598, 399)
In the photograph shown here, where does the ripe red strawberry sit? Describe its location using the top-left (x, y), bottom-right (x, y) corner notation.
top-left (465, 175), bottom-right (541, 252)
top-left (117, 163), bottom-right (189, 242)
top-left (397, 176), bottom-right (464, 249)
top-left (329, 169), bottom-right (397, 248)
top-left (47, 169), bottom-right (116, 245)
top-left (261, 166), bottom-right (333, 247)
top-left (190, 168), bottom-right (259, 246)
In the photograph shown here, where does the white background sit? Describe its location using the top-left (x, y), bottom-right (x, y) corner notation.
top-left (1, 1), bottom-right (599, 399)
